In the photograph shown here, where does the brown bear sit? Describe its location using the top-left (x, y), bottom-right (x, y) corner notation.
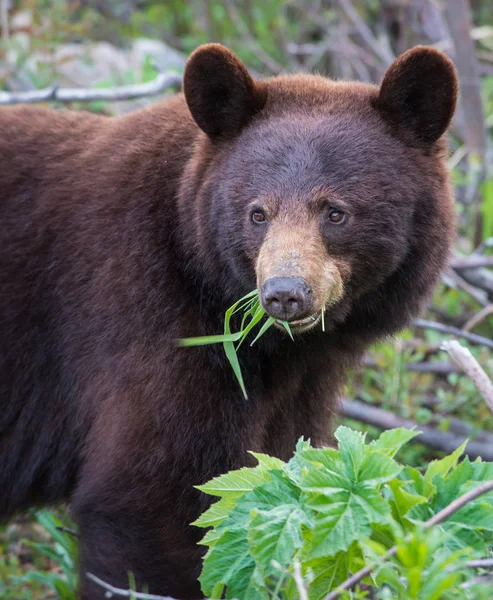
top-left (0, 43), bottom-right (457, 599)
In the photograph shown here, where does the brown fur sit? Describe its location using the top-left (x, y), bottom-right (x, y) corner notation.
top-left (0, 44), bottom-right (457, 598)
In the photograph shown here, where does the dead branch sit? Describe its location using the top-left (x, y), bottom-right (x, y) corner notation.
top-left (293, 560), bottom-right (309, 600)
top-left (324, 478), bottom-right (493, 599)
top-left (340, 399), bottom-right (493, 461)
top-left (336, 0), bottom-right (394, 64)
top-left (413, 319), bottom-right (493, 351)
top-left (0, 72), bottom-right (182, 105)
top-left (452, 256), bottom-right (493, 269)
top-left (441, 340), bottom-right (493, 415)
top-left (444, 269), bottom-right (489, 306)
top-left (86, 573), bottom-right (188, 600)
top-left (463, 304), bottom-right (493, 332)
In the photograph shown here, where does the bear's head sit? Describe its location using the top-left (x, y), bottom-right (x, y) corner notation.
top-left (179, 44), bottom-right (458, 339)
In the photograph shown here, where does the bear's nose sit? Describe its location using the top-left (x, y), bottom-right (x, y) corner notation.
top-left (261, 277), bottom-right (313, 321)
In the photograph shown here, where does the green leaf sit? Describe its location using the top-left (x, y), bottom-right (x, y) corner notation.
top-left (305, 552), bottom-right (350, 600)
top-left (388, 479), bottom-right (428, 531)
top-left (248, 505), bottom-right (310, 575)
top-left (192, 496), bottom-right (237, 528)
top-left (200, 529), bottom-right (258, 599)
top-left (370, 428), bottom-right (420, 458)
top-left (334, 426), bottom-right (367, 482)
top-left (248, 452), bottom-right (286, 471)
top-left (357, 452), bottom-right (402, 486)
top-left (424, 440), bottom-right (467, 485)
top-left (301, 463), bottom-right (351, 495)
top-left (308, 491), bottom-right (370, 558)
top-left (196, 466), bottom-right (272, 499)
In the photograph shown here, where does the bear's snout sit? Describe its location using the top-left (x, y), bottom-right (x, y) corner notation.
top-left (261, 276), bottom-right (313, 321)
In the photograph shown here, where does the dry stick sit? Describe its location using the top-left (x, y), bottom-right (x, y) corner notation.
top-left (463, 304), bottom-right (493, 332)
top-left (293, 559), bottom-right (309, 600)
top-left (444, 269), bottom-right (488, 306)
top-left (0, 0), bottom-right (8, 44)
top-left (452, 256), bottom-right (493, 269)
top-left (413, 319), bottom-right (493, 351)
top-left (324, 479), bottom-right (493, 600)
top-left (336, 0), bottom-right (394, 65)
top-left (0, 72), bottom-right (182, 105)
top-left (441, 340), bottom-right (493, 415)
top-left (86, 573), bottom-right (185, 600)
top-left (224, 2), bottom-right (283, 74)
top-left (340, 399), bottom-right (493, 461)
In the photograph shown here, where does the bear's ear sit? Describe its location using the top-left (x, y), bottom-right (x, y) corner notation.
top-left (375, 46), bottom-right (458, 144)
top-left (184, 43), bottom-right (266, 139)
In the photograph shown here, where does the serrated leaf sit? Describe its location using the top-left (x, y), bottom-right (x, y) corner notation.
top-left (196, 466), bottom-right (271, 499)
top-left (388, 478), bottom-right (428, 531)
top-left (334, 426), bottom-right (367, 482)
top-left (200, 529), bottom-right (257, 598)
top-left (306, 552), bottom-right (350, 600)
top-left (357, 451), bottom-right (402, 485)
top-left (192, 496), bottom-right (237, 528)
top-left (198, 529), bottom-right (222, 547)
top-left (370, 427), bottom-right (420, 457)
top-left (301, 464), bottom-right (351, 495)
top-left (308, 491), bottom-right (370, 558)
top-left (248, 505), bottom-right (310, 575)
top-left (424, 440), bottom-right (467, 485)
top-left (248, 452), bottom-right (286, 471)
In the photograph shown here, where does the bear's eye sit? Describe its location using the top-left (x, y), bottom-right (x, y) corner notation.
top-left (251, 210), bottom-right (267, 224)
top-left (328, 209), bottom-right (345, 224)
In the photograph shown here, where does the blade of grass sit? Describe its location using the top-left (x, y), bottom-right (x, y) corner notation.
top-left (280, 320), bottom-right (294, 341)
top-left (250, 316), bottom-right (276, 346)
top-left (223, 341), bottom-right (248, 399)
top-left (178, 333), bottom-right (242, 347)
top-left (236, 304), bottom-right (265, 350)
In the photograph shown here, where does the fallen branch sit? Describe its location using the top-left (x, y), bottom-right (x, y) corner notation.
top-left (0, 72), bottom-right (182, 105)
top-left (86, 573), bottom-right (187, 600)
top-left (324, 478), bottom-right (493, 599)
top-left (441, 340), bottom-right (493, 415)
top-left (413, 319), bottom-right (493, 351)
top-left (452, 256), bottom-right (493, 269)
top-left (340, 399), bottom-right (493, 461)
top-left (463, 304), bottom-right (493, 332)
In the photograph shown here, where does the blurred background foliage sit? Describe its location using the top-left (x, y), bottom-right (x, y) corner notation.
top-left (1, 0), bottom-right (493, 598)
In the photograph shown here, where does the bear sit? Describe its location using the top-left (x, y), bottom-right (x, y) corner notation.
top-left (0, 43), bottom-right (457, 599)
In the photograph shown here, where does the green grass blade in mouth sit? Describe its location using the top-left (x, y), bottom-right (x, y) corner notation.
top-left (280, 320), bottom-right (294, 341)
top-left (177, 333), bottom-right (242, 347)
top-left (250, 316), bottom-right (276, 346)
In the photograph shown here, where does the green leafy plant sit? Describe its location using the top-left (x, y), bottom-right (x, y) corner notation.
top-left (12, 510), bottom-right (78, 600)
top-left (194, 427), bottom-right (493, 599)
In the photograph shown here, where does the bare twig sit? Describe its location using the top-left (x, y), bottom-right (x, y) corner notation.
top-left (463, 304), bottom-right (493, 332)
top-left (0, 72), bottom-right (182, 105)
top-left (336, 0), bottom-right (394, 64)
top-left (441, 340), bottom-right (493, 415)
top-left (55, 526), bottom-right (80, 538)
top-left (224, 2), bottom-right (283, 74)
top-left (452, 256), bottom-right (493, 269)
top-left (86, 573), bottom-right (187, 600)
top-left (340, 399), bottom-right (493, 461)
top-left (465, 558), bottom-right (493, 570)
top-left (445, 0), bottom-right (487, 245)
top-left (293, 560), bottom-right (309, 600)
top-left (413, 319), bottom-right (493, 351)
top-left (324, 479), bottom-right (493, 599)
top-left (444, 269), bottom-right (488, 306)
